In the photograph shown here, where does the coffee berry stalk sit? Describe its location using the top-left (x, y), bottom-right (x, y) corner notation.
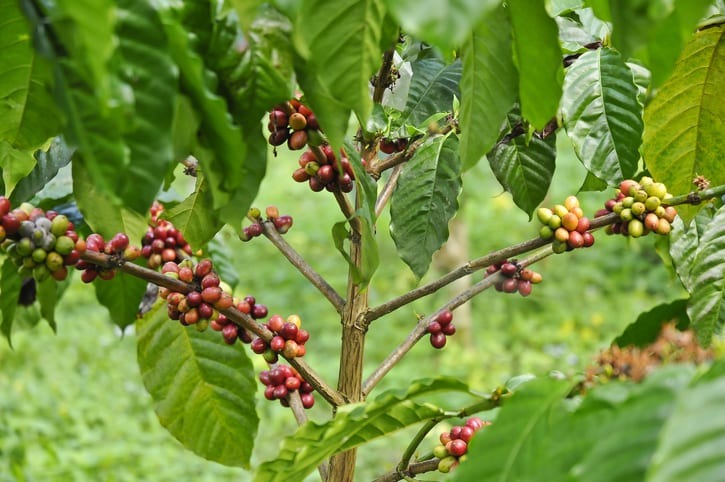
top-left (292, 145), bottom-right (357, 193)
top-left (426, 310), bottom-right (456, 349)
top-left (259, 364), bottom-right (316, 409)
top-left (76, 232), bottom-right (140, 282)
top-left (242, 206), bottom-right (294, 241)
top-left (0, 197), bottom-right (84, 282)
top-left (487, 260), bottom-right (543, 297)
top-left (267, 99), bottom-right (322, 151)
top-left (595, 177), bottom-right (677, 237)
top-left (432, 417), bottom-right (490, 473)
top-left (537, 195), bottom-right (595, 253)
top-left (141, 201), bottom-right (193, 269)
top-left (250, 313), bottom-right (310, 362)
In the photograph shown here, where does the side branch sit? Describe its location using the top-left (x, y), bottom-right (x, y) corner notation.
top-left (80, 251), bottom-right (346, 407)
top-left (362, 247), bottom-right (554, 396)
top-left (259, 220), bottom-right (346, 314)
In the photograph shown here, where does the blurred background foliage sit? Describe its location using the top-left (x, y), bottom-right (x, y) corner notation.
top-left (0, 138), bottom-right (687, 480)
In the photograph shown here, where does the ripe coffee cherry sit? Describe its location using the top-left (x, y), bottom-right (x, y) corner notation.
top-left (437, 310), bottom-right (453, 325)
top-left (288, 130), bottom-right (308, 150)
top-left (380, 138), bottom-right (396, 154)
top-left (441, 323), bottom-right (456, 336)
top-left (500, 262), bottom-right (518, 276)
top-left (448, 439), bottom-right (468, 457)
top-left (430, 332), bottom-right (447, 348)
top-left (518, 280), bottom-right (532, 297)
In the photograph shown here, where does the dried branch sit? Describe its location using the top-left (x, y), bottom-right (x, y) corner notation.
top-left (375, 165), bottom-right (403, 218)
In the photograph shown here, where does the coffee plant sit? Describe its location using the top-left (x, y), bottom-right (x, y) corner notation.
top-left (1, 0), bottom-right (725, 481)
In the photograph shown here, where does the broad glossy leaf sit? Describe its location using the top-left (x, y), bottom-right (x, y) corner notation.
top-left (159, 4), bottom-right (247, 210)
top-left (453, 377), bottom-right (573, 481)
top-left (508, 0), bottom-right (563, 129)
top-left (0, 141), bottom-right (36, 196)
top-left (648, 361), bottom-right (725, 481)
top-left (25, 0), bottom-right (177, 218)
top-left (561, 48), bottom-right (643, 184)
top-left (555, 7), bottom-right (610, 53)
top-left (390, 134), bottom-right (462, 279)
top-left (0, 0), bottom-right (60, 150)
top-left (643, 26), bottom-right (725, 223)
top-left (10, 137), bottom-right (74, 204)
top-left (686, 205), bottom-right (725, 345)
top-left (487, 111), bottom-right (556, 217)
top-left (206, 234), bottom-right (240, 290)
top-left (295, 0), bottom-right (388, 143)
top-left (401, 58), bottom-right (462, 129)
top-left (137, 301), bottom-right (258, 468)
top-left (460, 4), bottom-right (518, 170)
top-left (255, 377), bottom-right (472, 482)
top-left (614, 299), bottom-right (689, 348)
top-left (569, 366), bottom-right (694, 482)
top-left (163, 175), bottom-right (223, 250)
top-left (93, 271), bottom-right (148, 330)
top-left (669, 206), bottom-right (717, 292)
top-left (72, 162), bottom-right (148, 243)
top-left (0, 258), bottom-right (23, 345)
top-left (382, 0), bottom-right (498, 54)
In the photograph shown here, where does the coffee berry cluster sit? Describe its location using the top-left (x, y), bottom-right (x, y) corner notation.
top-left (211, 295), bottom-right (268, 345)
top-left (379, 136), bottom-right (409, 154)
top-left (487, 260), bottom-right (542, 297)
top-left (537, 196), bottom-right (595, 253)
top-left (160, 258), bottom-right (235, 331)
top-left (259, 364), bottom-right (316, 409)
top-left (141, 202), bottom-right (193, 269)
top-left (0, 197), bottom-right (84, 282)
top-left (75, 233), bottom-right (138, 282)
top-left (242, 206), bottom-right (294, 241)
top-left (426, 310), bottom-right (456, 349)
top-left (292, 145), bottom-right (356, 193)
top-left (250, 314), bottom-right (309, 363)
top-left (596, 178), bottom-right (677, 237)
top-left (267, 99), bottom-right (321, 150)
top-left (432, 417), bottom-right (490, 473)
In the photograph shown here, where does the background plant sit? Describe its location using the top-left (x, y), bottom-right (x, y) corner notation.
top-left (1, 0), bottom-right (725, 481)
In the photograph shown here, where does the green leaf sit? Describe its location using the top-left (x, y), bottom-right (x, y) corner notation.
top-left (459, 4), bottom-right (518, 170)
top-left (294, 0), bottom-right (386, 130)
top-left (669, 206), bottom-right (717, 292)
top-left (158, 4), bottom-right (247, 209)
top-left (486, 111), bottom-right (556, 217)
top-left (382, 0), bottom-right (499, 54)
top-left (93, 271), bottom-right (148, 330)
top-left (508, 0), bottom-right (563, 129)
top-left (578, 171), bottom-right (609, 192)
top-left (686, 204), bottom-right (725, 345)
top-left (647, 361), bottom-right (725, 481)
top-left (255, 377), bottom-right (473, 482)
top-left (561, 48), bottom-right (643, 185)
top-left (71, 162), bottom-right (148, 243)
top-left (453, 377), bottom-right (573, 482)
top-left (390, 134), bottom-right (462, 278)
top-left (10, 137), bottom-right (74, 204)
top-left (0, 0), bottom-right (61, 150)
top-left (35, 276), bottom-right (59, 332)
top-left (0, 258), bottom-right (23, 345)
top-left (569, 367), bottom-right (694, 482)
top-left (614, 299), bottom-right (689, 348)
top-left (347, 143), bottom-right (379, 287)
top-left (137, 301), bottom-right (258, 468)
top-left (643, 26), bottom-right (725, 224)
top-left (207, 234), bottom-right (240, 290)
top-left (400, 58), bottom-right (462, 129)
top-left (163, 175), bottom-right (223, 251)
top-left (0, 141), bottom-right (36, 196)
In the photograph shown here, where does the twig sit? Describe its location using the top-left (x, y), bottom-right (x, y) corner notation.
top-left (363, 247), bottom-right (554, 396)
top-left (375, 165), bottom-right (403, 218)
top-left (372, 47), bottom-right (397, 104)
top-left (259, 220), bottom-right (346, 314)
top-left (79, 251), bottom-right (346, 407)
top-left (364, 236), bottom-right (549, 325)
top-left (372, 459), bottom-right (441, 482)
top-left (286, 391), bottom-right (329, 480)
top-left (394, 398), bottom-right (502, 478)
